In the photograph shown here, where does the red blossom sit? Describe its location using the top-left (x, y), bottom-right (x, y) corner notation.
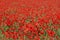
top-left (46, 30), bottom-right (55, 37)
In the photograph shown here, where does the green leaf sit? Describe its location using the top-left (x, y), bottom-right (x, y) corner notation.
top-left (25, 19), bottom-right (31, 23)
top-left (0, 30), bottom-right (2, 34)
top-left (3, 26), bottom-right (9, 31)
top-left (43, 31), bottom-right (46, 36)
top-left (9, 38), bottom-right (13, 40)
top-left (0, 30), bottom-right (4, 39)
top-left (57, 28), bottom-right (60, 37)
top-left (24, 35), bottom-right (29, 40)
top-left (0, 33), bottom-right (4, 38)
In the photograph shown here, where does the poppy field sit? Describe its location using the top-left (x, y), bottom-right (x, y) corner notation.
top-left (0, 0), bottom-right (60, 40)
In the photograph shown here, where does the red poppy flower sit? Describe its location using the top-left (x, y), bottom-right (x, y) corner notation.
top-left (46, 30), bottom-right (55, 37)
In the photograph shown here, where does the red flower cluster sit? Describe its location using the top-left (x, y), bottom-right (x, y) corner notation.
top-left (0, 0), bottom-right (60, 40)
